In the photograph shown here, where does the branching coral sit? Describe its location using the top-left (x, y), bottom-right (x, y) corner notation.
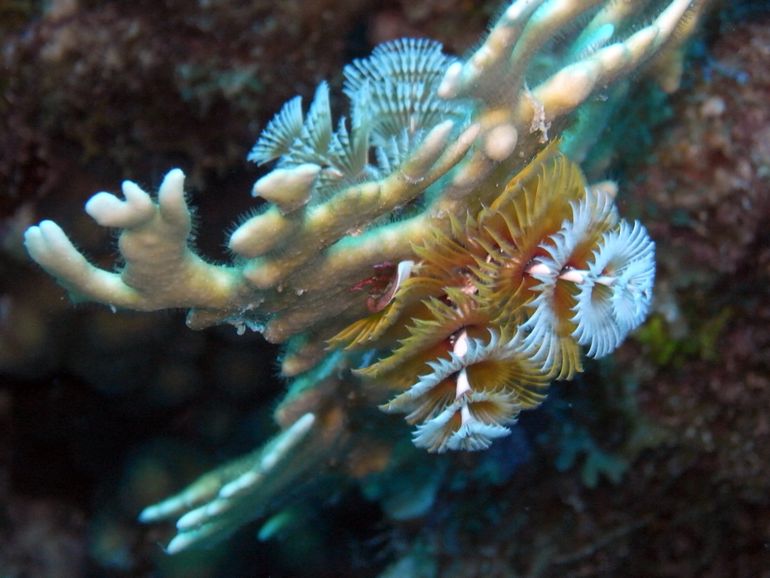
top-left (23, 0), bottom-right (708, 554)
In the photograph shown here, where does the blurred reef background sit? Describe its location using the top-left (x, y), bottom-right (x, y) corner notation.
top-left (1, 1), bottom-right (770, 576)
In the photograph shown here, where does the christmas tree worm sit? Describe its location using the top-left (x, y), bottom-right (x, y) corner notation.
top-left (24, 0), bottom-right (709, 553)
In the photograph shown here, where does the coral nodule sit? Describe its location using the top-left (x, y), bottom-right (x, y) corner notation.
top-left (23, 0), bottom-right (703, 555)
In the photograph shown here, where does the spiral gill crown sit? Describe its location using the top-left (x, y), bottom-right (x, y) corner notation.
top-left (334, 152), bottom-right (655, 452)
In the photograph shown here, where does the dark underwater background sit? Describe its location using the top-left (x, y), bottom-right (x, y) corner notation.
top-left (1, 1), bottom-right (770, 576)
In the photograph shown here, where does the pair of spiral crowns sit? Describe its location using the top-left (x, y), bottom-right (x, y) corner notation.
top-left (331, 145), bottom-right (654, 452)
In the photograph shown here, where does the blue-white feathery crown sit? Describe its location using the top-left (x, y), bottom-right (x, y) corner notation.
top-left (249, 39), bottom-right (467, 200)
